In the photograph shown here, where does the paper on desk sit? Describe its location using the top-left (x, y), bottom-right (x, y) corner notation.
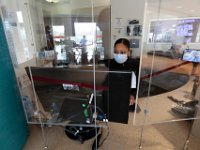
top-left (131, 72), bottom-right (136, 88)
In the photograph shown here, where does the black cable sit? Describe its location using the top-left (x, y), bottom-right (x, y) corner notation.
top-left (65, 126), bottom-right (97, 134)
top-left (92, 124), bottom-right (110, 149)
top-left (98, 124), bottom-right (110, 147)
top-left (60, 101), bottom-right (110, 148)
top-left (61, 104), bottom-right (103, 124)
top-left (89, 104), bottom-right (106, 117)
top-left (61, 102), bottom-right (92, 121)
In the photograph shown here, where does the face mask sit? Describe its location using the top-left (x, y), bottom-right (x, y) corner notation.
top-left (114, 53), bottom-right (128, 64)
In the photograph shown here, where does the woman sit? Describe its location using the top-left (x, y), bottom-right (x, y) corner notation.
top-left (109, 38), bottom-right (140, 112)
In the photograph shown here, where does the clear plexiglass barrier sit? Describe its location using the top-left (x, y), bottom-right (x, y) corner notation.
top-left (134, 0), bottom-right (200, 126)
top-left (1, 0), bottom-right (200, 149)
top-left (26, 66), bottom-right (132, 126)
top-left (1, 0), bottom-right (112, 149)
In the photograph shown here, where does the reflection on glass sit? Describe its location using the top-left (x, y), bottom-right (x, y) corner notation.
top-left (134, 0), bottom-right (200, 126)
top-left (40, 0), bottom-right (109, 66)
top-left (1, 0), bottom-right (110, 149)
top-left (148, 18), bottom-right (200, 43)
top-left (25, 66), bottom-right (133, 126)
top-left (25, 66), bottom-right (110, 125)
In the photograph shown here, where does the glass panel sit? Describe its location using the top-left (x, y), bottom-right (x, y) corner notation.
top-left (0, 0), bottom-right (48, 148)
top-left (3, 0), bottom-right (200, 149)
top-left (140, 121), bottom-right (192, 149)
top-left (133, 0), bottom-right (200, 149)
top-left (1, 0), bottom-right (111, 149)
top-left (134, 0), bottom-right (200, 126)
top-left (0, 9), bottom-right (29, 150)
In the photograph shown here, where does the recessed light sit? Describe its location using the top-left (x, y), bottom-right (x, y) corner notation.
top-left (16, 11), bottom-right (24, 23)
top-left (46, 0), bottom-right (60, 3)
top-left (177, 6), bottom-right (182, 9)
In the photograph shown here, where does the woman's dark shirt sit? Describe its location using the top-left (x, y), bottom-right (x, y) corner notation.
top-left (102, 57), bottom-right (139, 124)
top-left (106, 57), bottom-right (139, 97)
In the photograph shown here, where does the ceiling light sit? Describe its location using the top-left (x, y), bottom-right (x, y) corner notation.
top-left (46, 0), bottom-right (60, 3)
top-left (16, 11), bottom-right (24, 23)
top-left (177, 6), bottom-right (182, 9)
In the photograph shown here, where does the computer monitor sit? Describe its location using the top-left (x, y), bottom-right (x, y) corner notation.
top-left (182, 49), bottom-right (200, 63)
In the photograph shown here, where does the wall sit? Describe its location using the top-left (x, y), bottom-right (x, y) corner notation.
top-left (111, 0), bottom-right (145, 58)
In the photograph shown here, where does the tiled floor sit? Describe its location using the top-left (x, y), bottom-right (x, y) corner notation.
top-left (23, 115), bottom-right (200, 150)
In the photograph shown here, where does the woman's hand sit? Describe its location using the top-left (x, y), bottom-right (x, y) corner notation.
top-left (129, 95), bottom-right (135, 105)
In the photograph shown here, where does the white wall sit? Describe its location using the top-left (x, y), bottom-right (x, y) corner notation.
top-left (111, 0), bottom-right (145, 58)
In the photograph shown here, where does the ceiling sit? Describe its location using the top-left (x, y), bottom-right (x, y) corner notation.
top-left (147, 0), bottom-right (200, 17)
top-left (41, 0), bottom-right (110, 17)
top-left (41, 0), bottom-right (200, 18)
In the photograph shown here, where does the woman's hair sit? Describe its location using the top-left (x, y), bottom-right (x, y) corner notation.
top-left (114, 38), bottom-right (130, 50)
